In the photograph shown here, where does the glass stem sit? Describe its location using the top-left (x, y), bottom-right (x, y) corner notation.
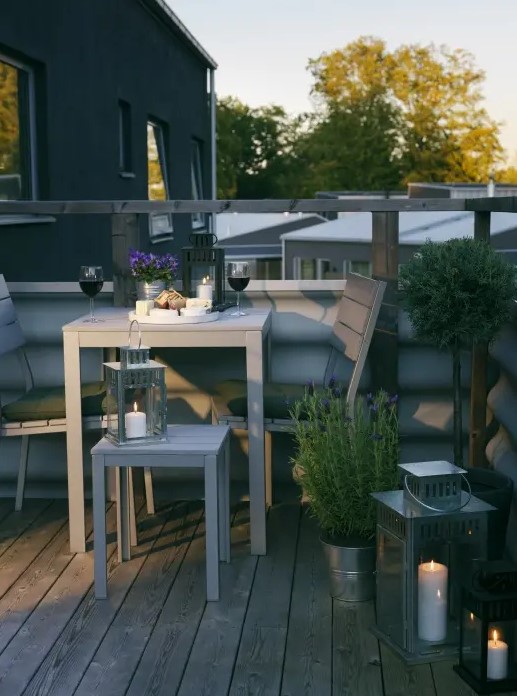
top-left (236, 291), bottom-right (240, 314)
top-left (90, 297), bottom-right (95, 322)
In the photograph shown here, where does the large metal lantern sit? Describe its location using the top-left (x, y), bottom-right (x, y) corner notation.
top-left (455, 561), bottom-right (517, 694)
top-left (372, 461), bottom-right (494, 663)
top-left (104, 321), bottom-right (167, 445)
top-left (182, 232), bottom-right (225, 306)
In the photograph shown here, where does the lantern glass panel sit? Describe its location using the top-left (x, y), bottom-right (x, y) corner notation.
top-left (104, 361), bottom-right (167, 445)
top-left (461, 608), bottom-right (483, 680)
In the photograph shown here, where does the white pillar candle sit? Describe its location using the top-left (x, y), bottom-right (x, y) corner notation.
top-left (418, 560), bottom-right (448, 642)
top-left (135, 300), bottom-right (153, 316)
top-left (487, 630), bottom-right (508, 680)
top-left (125, 403), bottom-right (147, 439)
top-left (196, 277), bottom-right (213, 302)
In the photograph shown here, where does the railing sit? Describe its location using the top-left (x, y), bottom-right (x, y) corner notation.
top-left (2, 196), bottom-right (517, 469)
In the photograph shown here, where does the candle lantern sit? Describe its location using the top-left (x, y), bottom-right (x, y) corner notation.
top-left (454, 561), bottom-right (517, 693)
top-left (182, 232), bottom-right (225, 307)
top-left (104, 320), bottom-right (167, 445)
top-left (372, 461), bottom-right (494, 663)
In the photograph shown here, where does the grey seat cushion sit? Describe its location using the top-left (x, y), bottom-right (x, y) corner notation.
top-left (2, 381), bottom-right (107, 422)
top-left (213, 379), bottom-right (308, 420)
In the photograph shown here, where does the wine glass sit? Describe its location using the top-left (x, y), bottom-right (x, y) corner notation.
top-left (227, 262), bottom-right (250, 316)
top-left (79, 266), bottom-right (104, 322)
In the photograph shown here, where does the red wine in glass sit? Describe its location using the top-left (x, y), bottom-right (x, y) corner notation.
top-left (227, 262), bottom-right (250, 316)
top-left (79, 266), bottom-right (104, 322)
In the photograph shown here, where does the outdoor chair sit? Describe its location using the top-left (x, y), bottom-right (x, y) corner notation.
top-left (211, 273), bottom-right (386, 506)
top-left (0, 275), bottom-right (108, 510)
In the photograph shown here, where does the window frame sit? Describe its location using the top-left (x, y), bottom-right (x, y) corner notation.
top-left (146, 118), bottom-right (173, 243)
top-left (0, 51), bottom-right (38, 201)
top-left (191, 139), bottom-right (206, 230)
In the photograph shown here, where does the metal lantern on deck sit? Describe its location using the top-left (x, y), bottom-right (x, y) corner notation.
top-left (372, 461), bottom-right (494, 663)
top-left (104, 320), bottom-right (167, 445)
top-left (182, 232), bottom-right (225, 306)
top-left (454, 561), bottom-right (517, 693)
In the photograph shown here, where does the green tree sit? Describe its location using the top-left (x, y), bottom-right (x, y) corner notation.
top-left (0, 61), bottom-right (20, 176)
top-left (309, 37), bottom-right (504, 184)
top-left (216, 97), bottom-right (297, 199)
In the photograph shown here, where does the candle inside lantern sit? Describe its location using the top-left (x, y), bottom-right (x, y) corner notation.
top-left (487, 629), bottom-right (508, 680)
top-left (418, 560), bottom-right (448, 642)
top-left (196, 276), bottom-right (213, 302)
top-left (125, 402), bottom-right (147, 439)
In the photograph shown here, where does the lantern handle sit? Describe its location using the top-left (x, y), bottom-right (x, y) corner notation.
top-left (403, 474), bottom-right (472, 512)
top-left (128, 319), bottom-right (142, 349)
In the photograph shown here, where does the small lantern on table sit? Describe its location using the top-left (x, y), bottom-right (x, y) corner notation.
top-left (104, 320), bottom-right (167, 445)
top-left (454, 561), bottom-right (517, 693)
top-left (372, 461), bottom-right (494, 663)
top-left (182, 232), bottom-right (225, 307)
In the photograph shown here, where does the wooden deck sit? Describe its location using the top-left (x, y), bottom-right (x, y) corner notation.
top-left (0, 498), bottom-right (509, 696)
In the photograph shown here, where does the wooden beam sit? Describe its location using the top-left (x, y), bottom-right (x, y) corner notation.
top-left (0, 198), bottom-right (469, 216)
top-left (469, 211), bottom-right (491, 468)
top-left (111, 213), bottom-right (139, 307)
top-left (369, 212), bottom-right (399, 397)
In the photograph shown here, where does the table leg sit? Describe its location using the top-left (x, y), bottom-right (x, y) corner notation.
top-left (92, 455), bottom-right (107, 599)
top-left (205, 455), bottom-right (220, 601)
top-left (218, 437), bottom-right (231, 563)
top-left (103, 348), bottom-right (117, 503)
top-left (118, 467), bottom-right (131, 562)
top-left (63, 331), bottom-right (86, 553)
top-left (246, 330), bottom-right (266, 556)
top-left (128, 468), bottom-right (138, 547)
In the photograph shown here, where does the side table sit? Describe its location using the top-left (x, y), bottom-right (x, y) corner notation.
top-left (92, 424), bottom-right (231, 601)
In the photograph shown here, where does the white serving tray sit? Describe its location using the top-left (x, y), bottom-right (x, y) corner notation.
top-left (128, 310), bottom-right (219, 325)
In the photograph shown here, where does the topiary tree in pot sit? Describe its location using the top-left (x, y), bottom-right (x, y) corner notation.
top-left (399, 237), bottom-right (516, 468)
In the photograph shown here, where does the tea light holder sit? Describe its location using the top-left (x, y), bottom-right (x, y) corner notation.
top-left (372, 461), bottom-right (494, 663)
top-left (104, 320), bottom-right (167, 445)
top-left (455, 560), bottom-right (517, 693)
top-left (182, 232), bottom-right (224, 306)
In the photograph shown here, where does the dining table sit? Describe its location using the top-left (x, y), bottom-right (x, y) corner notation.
top-left (62, 306), bottom-right (272, 556)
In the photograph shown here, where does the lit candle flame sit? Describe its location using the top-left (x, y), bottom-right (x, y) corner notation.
top-left (470, 612), bottom-right (474, 621)
top-left (133, 402), bottom-right (138, 413)
top-left (437, 589), bottom-right (441, 599)
top-left (493, 629), bottom-right (498, 645)
top-left (430, 560), bottom-right (434, 571)
top-left (202, 277), bottom-right (207, 285)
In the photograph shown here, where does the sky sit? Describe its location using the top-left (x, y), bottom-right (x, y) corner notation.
top-left (169, 0), bottom-right (517, 164)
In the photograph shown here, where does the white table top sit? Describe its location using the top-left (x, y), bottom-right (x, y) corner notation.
top-left (92, 424), bottom-right (230, 456)
top-left (63, 307), bottom-right (271, 333)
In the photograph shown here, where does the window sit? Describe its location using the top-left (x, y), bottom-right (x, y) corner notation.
top-left (294, 258), bottom-right (341, 280)
top-left (147, 120), bottom-right (172, 242)
top-left (191, 139), bottom-right (205, 230)
top-left (344, 260), bottom-right (372, 277)
top-left (118, 100), bottom-right (132, 173)
top-left (0, 55), bottom-right (35, 200)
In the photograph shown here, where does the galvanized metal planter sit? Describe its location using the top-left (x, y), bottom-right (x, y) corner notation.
top-left (320, 535), bottom-right (376, 602)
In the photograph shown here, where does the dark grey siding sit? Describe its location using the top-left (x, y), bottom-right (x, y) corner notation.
top-left (0, 0), bottom-right (211, 281)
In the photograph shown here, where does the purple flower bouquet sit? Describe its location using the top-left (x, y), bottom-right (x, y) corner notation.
top-left (129, 249), bottom-right (180, 284)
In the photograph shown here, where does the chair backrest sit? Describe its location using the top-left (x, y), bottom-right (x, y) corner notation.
top-left (324, 273), bottom-right (386, 409)
top-left (0, 275), bottom-right (25, 358)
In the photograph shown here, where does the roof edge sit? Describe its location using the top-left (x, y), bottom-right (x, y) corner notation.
top-left (140, 0), bottom-right (217, 69)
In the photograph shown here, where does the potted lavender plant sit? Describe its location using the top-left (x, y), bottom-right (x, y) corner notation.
top-left (129, 249), bottom-right (180, 300)
top-left (290, 386), bottom-right (399, 601)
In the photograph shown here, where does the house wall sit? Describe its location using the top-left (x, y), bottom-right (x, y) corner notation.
top-left (0, 0), bottom-right (211, 281)
top-left (486, 312), bottom-right (517, 560)
top-left (0, 281), bottom-right (475, 502)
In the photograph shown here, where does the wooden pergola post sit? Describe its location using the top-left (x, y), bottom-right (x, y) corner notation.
top-left (469, 211), bottom-right (491, 468)
top-left (369, 212), bottom-right (399, 397)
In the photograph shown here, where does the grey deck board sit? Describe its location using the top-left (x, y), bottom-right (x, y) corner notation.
top-left (228, 503), bottom-right (300, 696)
top-left (281, 509), bottom-right (332, 696)
top-left (125, 507), bottom-right (208, 696)
top-left (333, 601), bottom-right (384, 696)
top-left (381, 644), bottom-right (436, 696)
top-left (0, 500), bottom-right (67, 600)
top-left (177, 506), bottom-right (258, 696)
top-left (75, 502), bottom-right (202, 696)
top-left (0, 504), bottom-right (117, 696)
top-left (0, 499), bottom-right (495, 696)
top-left (0, 500), bottom-right (50, 561)
top-left (22, 502), bottom-right (153, 696)
top-left (0, 504), bottom-right (87, 655)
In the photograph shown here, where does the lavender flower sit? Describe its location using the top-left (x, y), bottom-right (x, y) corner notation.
top-left (331, 387), bottom-right (342, 399)
top-left (328, 375), bottom-right (336, 389)
top-left (129, 249), bottom-right (180, 283)
top-left (320, 398), bottom-right (331, 413)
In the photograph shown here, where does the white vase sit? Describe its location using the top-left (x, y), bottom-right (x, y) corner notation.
top-left (136, 280), bottom-right (166, 301)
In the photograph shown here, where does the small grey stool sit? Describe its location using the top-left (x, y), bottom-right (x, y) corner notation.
top-left (92, 424), bottom-right (231, 601)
